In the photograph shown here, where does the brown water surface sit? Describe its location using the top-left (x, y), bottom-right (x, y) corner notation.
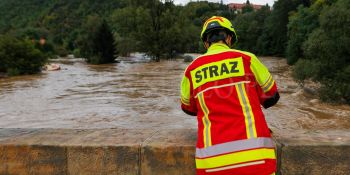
top-left (0, 57), bottom-right (349, 141)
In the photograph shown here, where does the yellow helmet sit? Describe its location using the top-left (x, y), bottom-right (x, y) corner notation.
top-left (200, 16), bottom-right (238, 45)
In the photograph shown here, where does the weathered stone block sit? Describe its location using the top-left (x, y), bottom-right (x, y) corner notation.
top-left (0, 145), bottom-right (67, 175)
top-left (141, 145), bottom-right (195, 175)
top-left (0, 146), bottom-right (6, 174)
top-left (67, 146), bottom-right (139, 175)
top-left (281, 145), bottom-right (350, 175)
top-left (141, 129), bottom-right (197, 175)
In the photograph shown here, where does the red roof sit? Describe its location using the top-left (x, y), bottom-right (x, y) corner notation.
top-left (228, 3), bottom-right (263, 10)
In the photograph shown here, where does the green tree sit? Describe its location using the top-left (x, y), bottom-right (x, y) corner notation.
top-left (84, 20), bottom-right (117, 64)
top-left (286, 1), bottom-right (325, 65)
top-left (257, 0), bottom-right (309, 56)
top-left (242, 0), bottom-right (254, 14)
top-left (293, 0), bottom-right (350, 103)
top-left (0, 35), bottom-right (46, 75)
top-left (234, 5), bottom-right (270, 53)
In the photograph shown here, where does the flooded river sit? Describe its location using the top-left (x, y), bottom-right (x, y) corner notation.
top-left (0, 57), bottom-right (349, 141)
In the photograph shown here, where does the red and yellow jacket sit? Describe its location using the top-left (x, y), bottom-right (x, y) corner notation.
top-left (180, 43), bottom-right (279, 175)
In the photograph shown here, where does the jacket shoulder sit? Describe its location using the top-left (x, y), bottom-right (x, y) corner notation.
top-left (230, 49), bottom-right (257, 59)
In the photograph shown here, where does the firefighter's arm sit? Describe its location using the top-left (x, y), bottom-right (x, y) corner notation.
top-left (180, 75), bottom-right (197, 116)
top-left (250, 55), bottom-right (280, 109)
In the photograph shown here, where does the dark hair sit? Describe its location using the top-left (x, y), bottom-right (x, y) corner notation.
top-left (205, 29), bottom-right (229, 45)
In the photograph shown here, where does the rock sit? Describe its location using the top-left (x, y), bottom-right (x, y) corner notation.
top-left (183, 55), bottom-right (193, 62)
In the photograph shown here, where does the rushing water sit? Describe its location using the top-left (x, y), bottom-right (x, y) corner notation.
top-left (0, 57), bottom-right (349, 140)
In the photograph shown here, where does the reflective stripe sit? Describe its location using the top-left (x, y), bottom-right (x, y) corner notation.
top-left (181, 97), bottom-right (190, 105)
top-left (204, 17), bottom-right (224, 27)
top-left (198, 93), bottom-right (212, 147)
top-left (262, 75), bottom-right (275, 92)
top-left (262, 75), bottom-right (272, 88)
top-left (195, 81), bottom-right (250, 98)
top-left (236, 83), bottom-right (257, 138)
top-left (196, 137), bottom-right (274, 158)
top-left (206, 160), bottom-right (265, 172)
top-left (196, 148), bottom-right (275, 169)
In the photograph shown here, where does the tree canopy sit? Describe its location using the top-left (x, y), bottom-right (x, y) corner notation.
top-left (0, 0), bottom-right (348, 103)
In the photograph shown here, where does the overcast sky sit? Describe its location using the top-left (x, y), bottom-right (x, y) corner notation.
top-left (173, 0), bottom-right (275, 6)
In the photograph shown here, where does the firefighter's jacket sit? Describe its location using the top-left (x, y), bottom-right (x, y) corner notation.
top-left (180, 43), bottom-right (279, 175)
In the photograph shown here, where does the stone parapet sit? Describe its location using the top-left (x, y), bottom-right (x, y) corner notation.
top-left (0, 128), bottom-right (349, 175)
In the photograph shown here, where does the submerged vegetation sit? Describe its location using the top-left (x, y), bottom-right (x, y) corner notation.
top-left (0, 0), bottom-right (348, 103)
top-left (289, 0), bottom-right (350, 104)
top-left (0, 35), bottom-right (47, 76)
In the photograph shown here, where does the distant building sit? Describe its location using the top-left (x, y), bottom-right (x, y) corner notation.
top-left (228, 1), bottom-right (264, 12)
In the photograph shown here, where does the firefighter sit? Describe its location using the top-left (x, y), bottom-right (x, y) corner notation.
top-left (180, 16), bottom-right (280, 175)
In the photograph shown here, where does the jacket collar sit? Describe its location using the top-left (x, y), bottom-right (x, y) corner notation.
top-left (205, 43), bottom-right (230, 55)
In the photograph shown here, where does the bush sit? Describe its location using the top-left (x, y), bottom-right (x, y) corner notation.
top-left (286, 3), bottom-right (323, 65)
top-left (35, 40), bottom-right (55, 58)
top-left (0, 35), bottom-right (47, 76)
top-left (73, 48), bottom-right (81, 58)
top-left (292, 59), bottom-right (320, 83)
top-left (80, 18), bottom-right (117, 64)
top-left (55, 46), bottom-right (69, 57)
top-left (292, 0), bottom-right (350, 104)
top-left (319, 79), bottom-right (350, 104)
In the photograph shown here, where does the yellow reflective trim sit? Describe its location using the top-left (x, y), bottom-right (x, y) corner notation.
top-left (180, 76), bottom-right (191, 104)
top-left (261, 76), bottom-right (275, 93)
top-left (241, 84), bottom-right (257, 138)
top-left (196, 148), bottom-right (276, 169)
top-left (235, 85), bottom-right (251, 138)
top-left (235, 84), bottom-right (257, 138)
top-left (201, 117), bottom-right (208, 147)
top-left (190, 57), bottom-right (245, 89)
top-left (198, 93), bottom-right (212, 147)
top-left (265, 80), bottom-right (275, 92)
top-left (181, 97), bottom-right (190, 106)
top-left (262, 75), bottom-right (273, 89)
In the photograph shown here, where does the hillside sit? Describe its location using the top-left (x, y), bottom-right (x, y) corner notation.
top-left (0, 0), bottom-right (126, 44)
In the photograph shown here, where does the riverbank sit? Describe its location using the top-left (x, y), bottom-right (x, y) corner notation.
top-left (1, 57), bottom-right (349, 174)
top-left (1, 128), bottom-right (349, 174)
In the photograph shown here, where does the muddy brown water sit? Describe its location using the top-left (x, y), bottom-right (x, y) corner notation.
top-left (0, 57), bottom-right (349, 141)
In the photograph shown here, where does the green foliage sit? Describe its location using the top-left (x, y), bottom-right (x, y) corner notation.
top-left (0, 35), bottom-right (47, 75)
top-left (257, 0), bottom-right (309, 56)
top-left (0, 0), bottom-right (348, 104)
top-left (286, 2), bottom-right (325, 65)
top-left (234, 5), bottom-right (270, 53)
top-left (242, 1), bottom-right (254, 14)
top-left (292, 0), bottom-right (350, 104)
top-left (319, 78), bottom-right (350, 104)
top-left (292, 59), bottom-right (320, 82)
top-left (110, 1), bottom-right (232, 59)
top-left (83, 20), bottom-right (117, 64)
top-left (35, 40), bottom-right (55, 58)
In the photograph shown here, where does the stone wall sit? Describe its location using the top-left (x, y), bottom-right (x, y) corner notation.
top-left (0, 128), bottom-right (349, 175)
